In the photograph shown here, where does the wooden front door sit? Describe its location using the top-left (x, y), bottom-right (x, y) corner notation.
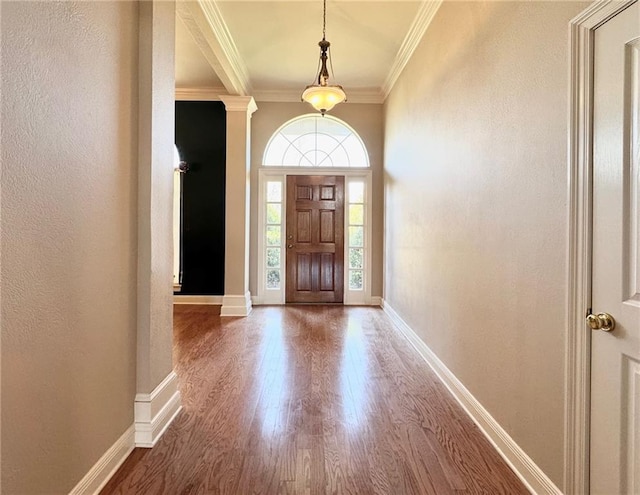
top-left (286, 175), bottom-right (344, 303)
top-left (590, 3), bottom-right (640, 493)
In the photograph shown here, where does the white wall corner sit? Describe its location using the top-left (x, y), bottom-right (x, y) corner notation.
top-left (381, 299), bottom-right (562, 495)
top-left (134, 371), bottom-right (182, 448)
top-left (69, 425), bottom-right (135, 495)
top-left (221, 292), bottom-right (253, 317)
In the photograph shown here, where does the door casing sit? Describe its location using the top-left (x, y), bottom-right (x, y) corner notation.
top-left (567, 1), bottom-right (638, 493)
top-left (256, 167), bottom-right (373, 306)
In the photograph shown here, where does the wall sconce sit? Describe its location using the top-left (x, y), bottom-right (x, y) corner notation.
top-left (174, 145), bottom-right (189, 173)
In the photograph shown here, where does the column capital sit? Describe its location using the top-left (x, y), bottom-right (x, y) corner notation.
top-left (219, 95), bottom-right (258, 115)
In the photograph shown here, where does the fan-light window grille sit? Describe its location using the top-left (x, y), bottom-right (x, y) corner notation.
top-left (263, 114), bottom-right (369, 168)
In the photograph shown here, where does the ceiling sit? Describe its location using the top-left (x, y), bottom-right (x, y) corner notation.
top-left (175, 0), bottom-right (442, 103)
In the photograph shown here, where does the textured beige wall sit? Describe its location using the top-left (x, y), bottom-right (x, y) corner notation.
top-left (250, 102), bottom-right (384, 299)
top-left (136, 0), bottom-right (175, 394)
top-left (1, 2), bottom-right (138, 492)
top-left (384, 1), bottom-right (588, 488)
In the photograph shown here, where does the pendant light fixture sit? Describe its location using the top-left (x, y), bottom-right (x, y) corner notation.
top-left (301, 0), bottom-right (346, 115)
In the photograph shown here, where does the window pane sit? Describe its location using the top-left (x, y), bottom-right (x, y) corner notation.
top-left (266, 203), bottom-right (281, 224)
top-left (316, 135), bottom-right (348, 167)
top-left (266, 270), bottom-right (281, 289)
top-left (349, 204), bottom-right (364, 225)
top-left (341, 134), bottom-right (368, 167)
top-left (317, 116), bottom-right (349, 137)
top-left (281, 146), bottom-right (306, 167)
top-left (348, 182), bottom-right (365, 203)
top-left (267, 181), bottom-right (282, 202)
top-left (263, 135), bottom-right (289, 166)
top-left (349, 248), bottom-right (363, 269)
top-left (349, 227), bottom-right (364, 248)
top-left (266, 248), bottom-right (281, 268)
top-left (266, 226), bottom-right (281, 246)
top-left (349, 270), bottom-right (363, 290)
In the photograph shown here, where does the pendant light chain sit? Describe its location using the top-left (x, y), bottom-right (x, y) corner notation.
top-left (323, 0), bottom-right (335, 78)
top-left (322, 0), bottom-right (327, 41)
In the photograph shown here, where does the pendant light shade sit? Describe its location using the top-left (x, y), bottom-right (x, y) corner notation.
top-left (301, 0), bottom-right (346, 115)
top-left (301, 84), bottom-right (346, 114)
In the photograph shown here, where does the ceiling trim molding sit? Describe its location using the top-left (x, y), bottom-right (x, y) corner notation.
top-left (253, 89), bottom-right (384, 104)
top-left (197, 0), bottom-right (252, 93)
top-left (175, 87), bottom-right (229, 101)
top-left (381, 0), bottom-right (443, 99)
top-left (176, 1), bottom-right (252, 96)
top-left (251, 90), bottom-right (301, 103)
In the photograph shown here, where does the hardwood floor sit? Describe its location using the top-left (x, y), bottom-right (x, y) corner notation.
top-left (101, 305), bottom-right (528, 494)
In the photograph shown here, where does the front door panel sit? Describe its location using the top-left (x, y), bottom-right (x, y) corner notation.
top-left (286, 175), bottom-right (344, 303)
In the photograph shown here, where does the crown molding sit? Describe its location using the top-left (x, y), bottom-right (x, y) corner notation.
top-left (197, 0), bottom-right (252, 93)
top-left (176, 0), bottom-right (442, 104)
top-left (175, 87), bottom-right (229, 101)
top-left (252, 88), bottom-right (384, 104)
top-left (344, 90), bottom-right (385, 104)
top-left (251, 89), bottom-right (302, 103)
top-left (176, 1), bottom-right (252, 96)
top-left (382, 0), bottom-right (443, 99)
top-left (175, 87), bottom-right (384, 104)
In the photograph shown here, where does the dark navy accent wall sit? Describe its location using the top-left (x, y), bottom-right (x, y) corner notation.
top-left (175, 101), bottom-right (226, 295)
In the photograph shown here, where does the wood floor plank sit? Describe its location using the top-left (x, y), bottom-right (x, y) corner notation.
top-left (101, 306), bottom-right (528, 494)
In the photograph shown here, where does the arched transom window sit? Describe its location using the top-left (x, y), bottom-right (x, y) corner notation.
top-left (263, 114), bottom-right (369, 168)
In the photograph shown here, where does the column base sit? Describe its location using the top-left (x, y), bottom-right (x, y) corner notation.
top-left (220, 291), bottom-right (253, 317)
top-left (134, 371), bottom-right (182, 448)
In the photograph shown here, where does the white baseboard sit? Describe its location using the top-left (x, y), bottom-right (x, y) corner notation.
top-left (252, 296), bottom-right (381, 307)
top-left (251, 297), bottom-right (278, 306)
top-left (134, 371), bottom-right (182, 448)
top-left (221, 291), bottom-right (252, 317)
top-left (381, 299), bottom-right (561, 495)
top-left (173, 295), bottom-right (223, 305)
top-left (69, 425), bottom-right (135, 495)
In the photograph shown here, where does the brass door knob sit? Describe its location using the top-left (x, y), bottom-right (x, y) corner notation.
top-left (287, 244), bottom-right (293, 249)
top-left (586, 312), bottom-right (615, 332)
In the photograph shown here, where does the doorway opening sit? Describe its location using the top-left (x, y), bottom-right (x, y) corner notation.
top-left (257, 114), bottom-right (372, 305)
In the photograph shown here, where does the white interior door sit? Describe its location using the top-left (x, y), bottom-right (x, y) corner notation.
top-left (591, 2), bottom-right (640, 493)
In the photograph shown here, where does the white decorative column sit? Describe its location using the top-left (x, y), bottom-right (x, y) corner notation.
top-left (135, 0), bottom-right (182, 447)
top-left (219, 96), bottom-right (257, 316)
